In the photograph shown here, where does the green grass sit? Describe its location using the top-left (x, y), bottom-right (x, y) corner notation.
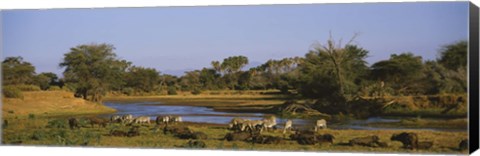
top-left (2, 117), bottom-right (468, 154)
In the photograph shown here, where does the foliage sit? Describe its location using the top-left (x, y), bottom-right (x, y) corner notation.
top-left (167, 86), bottom-right (178, 95)
top-left (46, 119), bottom-right (68, 129)
top-left (370, 53), bottom-right (423, 95)
top-left (297, 35), bottom-right (369, 114)
top-left (437, 40), bottom-right (467, 70)
top-left (191, 88), bottom-right (202, 95)
top-left (125, 66), bottom-right (160, 92)
top-left (59, 43), bottom-right (131, 102)
top-left (2, 86), bottom-right (24, 99)
top-left (15, 84), bottom-right (41, 91)
top-left (2, 56), bottom-right (36, 85)
top-left (48, 86), bottom-right (62, 91)
top-left (33, 72), bottom-right (60, 90)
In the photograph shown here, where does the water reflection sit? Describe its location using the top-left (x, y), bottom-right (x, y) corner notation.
top-left (102, 101), bottom-right (464, 132)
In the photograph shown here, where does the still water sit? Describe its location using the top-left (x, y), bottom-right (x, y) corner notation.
top-left (102, 101), bottom-right (464, 132)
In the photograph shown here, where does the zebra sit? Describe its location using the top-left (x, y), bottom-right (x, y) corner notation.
top-left (155, 115), bottom-right (170, 125)
top-left (228, 117), bottom-right (248, 131)
top-left (314, 119), bottom-right (327, 132)
top-left (283, 119), bottom-right (293, 134)
top-left (110, 115), bottom-right (121, 123)
top-left (261, 115), bottom-right (277, 132)
top-left (169, 115), bottom-right (183, 124)
top-left (133, 116), bottom-right (151, 124)
top-left (121, 114), bottom-right (134, 124)
top-left (240, 120), bottom-right (264, 133)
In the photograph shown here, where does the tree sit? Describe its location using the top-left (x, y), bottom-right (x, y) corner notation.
top-left (179, 70), bottom-right (201, 91)
top-left (438, 40), bottom-right (467, 70)
top-left (199, 68), bottom-right (221, 90)
top-left (298, 35), bottom-right (369, 114)
top-left (125, 66), bottom-right (160, 93)
top-left (299, 35), bottom-right (369, 97)
top-left (420, 61), bottom-right (467, 94)
top-left (370, 53), bottom-right (423, 95)
top-left (2, 56), bottom-right (36, 85)
top-left (33, 72), bottom-right (60, 90)
top-left (211, 56), bottom-right (249, 89)
top-left (59, 43), bottom-right (130, 102)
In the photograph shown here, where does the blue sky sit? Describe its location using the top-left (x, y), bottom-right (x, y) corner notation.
top-left (2, 2), bottom-right (469, 76)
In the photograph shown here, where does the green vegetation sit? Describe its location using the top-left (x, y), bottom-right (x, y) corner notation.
top-left (1, 117), bottom-right (468, 154)
top-left (2, 86), bottom-right (24, 99)
top-left (2, 37), bottom-right (467, 118)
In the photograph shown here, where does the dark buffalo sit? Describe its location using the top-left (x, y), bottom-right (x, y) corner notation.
top-left (459, 139), bottom-right (468, 151)
top-left (251, 135), bottom-right (284, 144)
top-left (88, 117), bottom-right (108, 128)
top-left (68, 118), bottom-right (80, 130)
top-left (317, 134), bottom-right (335, 144)
top-left (417, 141), bottom-right (433, 150)
top-left (223, 132), bottom-right (253, 141)
top-left (349, 135), bottom-right (380, 147)
top-left (391, 132), bottom-right (419, 150)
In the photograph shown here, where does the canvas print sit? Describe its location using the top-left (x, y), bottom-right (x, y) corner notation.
top-left (1, 2), bottom-right (473, 154)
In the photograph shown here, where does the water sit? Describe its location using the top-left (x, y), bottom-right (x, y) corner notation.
top-left (102, 101), bottom-right (465, 132)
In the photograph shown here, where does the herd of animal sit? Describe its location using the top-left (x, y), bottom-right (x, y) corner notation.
top-left (62, 114), bottom-right (468, 151)
top-left (227, 116), bottom-right (327, 134)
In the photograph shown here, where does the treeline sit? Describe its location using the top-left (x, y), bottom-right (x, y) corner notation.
top-left (2, 38), bottom-right (467, 107)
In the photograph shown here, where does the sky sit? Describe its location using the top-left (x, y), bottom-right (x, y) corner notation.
top-left (1, 2), bottom-right (469, 76)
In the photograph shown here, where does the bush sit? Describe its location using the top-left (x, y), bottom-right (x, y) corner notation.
top-left (191, 88), bottom-right (202, 95)
top-left (167, 86), bottom-right (178, 95)
top-left (31, 131), bottom-right (46, 140)
top-left (46, 119), bottom-right (67, 129)
top-left (28, 114), bottom-right (36, 119)
top-left (122, 87), bottom-right (134, 96)
top-left (2, 86), bottom-right (24, 99)
top-left (16, 84), bottom-right (41, 91)
top-left (48, 86), bottom-right (62, 91)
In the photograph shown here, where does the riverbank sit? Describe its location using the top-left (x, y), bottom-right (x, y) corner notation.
top-left (2, 91), bottom-right (116, 119)
top-left (104, 94), bottom-right (287, 114)
top-left (1, 117), bottom-right (468, 154)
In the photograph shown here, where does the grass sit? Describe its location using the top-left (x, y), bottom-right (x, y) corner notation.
top-left (1, 90), bottom-right (469, 154)
top-left (2, 91), bottom-right (116, 119)
top-left (366, 118), bottom-right (468, 129)
top-left (1, 117), bottom-right (468, 154)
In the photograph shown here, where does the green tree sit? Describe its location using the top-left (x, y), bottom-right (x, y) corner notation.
top-left (370, 53), bottom-right (423, 95)
top-left (298, 36), bottom-right (369, 114)
top-left (2, 56), bottom-right (36, 85)
top-left (59, 43), bottom-right (130, 102)
top-left (438, 40), bottom-right (467, 70)
top-left (199, 68), bottom-right (221, 90)
top-left (179, 70), bottom-right (201, 91)
top-left (125, 66), bottom-right (160, 93)
top-left (33, 72), bottom-right (59, 90)
top-left (212, 56), bottom-right (249, 89)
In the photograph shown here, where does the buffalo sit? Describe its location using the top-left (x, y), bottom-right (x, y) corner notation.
top-left (349, 135), bottom-right (387, 147)
top-left (68, 117), bottom-right (80, 130)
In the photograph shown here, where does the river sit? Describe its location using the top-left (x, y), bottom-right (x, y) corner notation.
top-left (102, 101), bottom-right (465, 132)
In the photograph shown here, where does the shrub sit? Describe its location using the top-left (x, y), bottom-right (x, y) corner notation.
top-left (2, 86), bottom-right (24, 99)
top-left (31, 131), bottom-right (46, 140)
top-left (48, 86), bottom-right (62, 91)
top-left (191, 88), bottom-right (202, 95)
top-left (46, 119), bottom-right (67, 128)
top-left (28, 114), bottom-right (36, 119)
top-left (122, 87), bottom-right (134, 96)
top-left (167, 86), bottom-right (177, 95)
top-left (16, 84), bottom-right (41, 91)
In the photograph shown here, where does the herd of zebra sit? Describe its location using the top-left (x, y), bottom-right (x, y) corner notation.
top-left (109, 114), bottom-right (183, 125)
top-left (227, 116), bottom-right (328, 134)
top-left (108, 114), bottom-right (327, 135)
